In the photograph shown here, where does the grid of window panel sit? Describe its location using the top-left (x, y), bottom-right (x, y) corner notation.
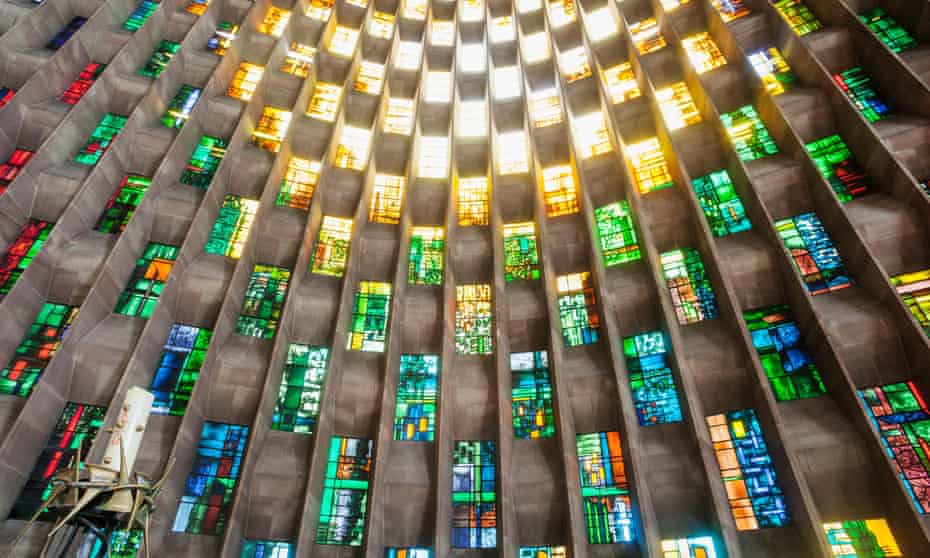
top-left (370, 174), bottom-right (405, 223)
top-left (172, 422), bottom-right (249, 534)
top-left (557, 272), bottom-right (599, 347)
top-left (161, 85), bottom-right (201, 129)
top-left (236, 264), bottom-right (291, 338)
top-left (773, 0), bottom-right (822, 36)
top-left (721, 105), bottom-right (778, 162)
top-left (858, 381), bottom-right (930, 514)
top-left (623, 331), bottom-right (683, 426)
top-left (891, 268), bottom-right (930, 336)
top-left (207, 23), bottom-right (238, 56)
top-left (393, 354), bottom-right (439, 441)
top-left (1, 302), bottom-right (78, 396)
top-left (0, 87), bottom-right (12, 108)
top-left (823, 519), bottom-right (903, 557)
top-left (660, 537), bottom-right (718, 558)
top-left (257, 6), bottom-right (291, 37)
top-left (627, 137), bottom-right (673, 194)
top-left (503, 222), bottom-right (540, 281)
top-left (272, 344), bottom-right (329, 434)
top-left (860, 8), bottom-right (916, 53)
top-left (511, 350), bottom-right (555, 439)
top-left (452, 440), bottom-right (497, 548)
top-left (458, 177), bottom-right (490, 226)
top-left (602, 62), bottom-right (641, 104)
top-left (75, 114), bottom-right (128, 166)
top-left (10, 402), bottom-right (105, 519)
top-left (519, 547), bottom-right (567, 558)
top-left (834, 67), bottom-right (890, 123)
top-left (140, 40), bottom-right (180, 78)
top-left (408, 226), bottom-right (444, 285)
top-left (0, 149), bottom-right (33, 193)
top-left (204, 195), bottom-right (259, 259)
top-left (656, 82), bottom-right (702, 131)
top-left (317, 436), bottom-right (372, 545)
top-left (47, 17), bottom-right (86, 50)
top-left (241, 541), bottom-right (294, 558)
top-left (660, 248), bottom-right (719, 325)
top-left (150, 324), bottom-right (212, 416)
top-left (629, 18), bottom-right (666, 55)
top-left (0, 219), bottom-right (52, 299)
top-left (681, 32), bottom-right (727, 74)
top-left (576, 431), bottom-right (634, 543)
top-left (711, 0), bottom-right (750, 22)
top-left (60, 62), bottom-right (105, 105)
top-left (744, 305), bottom-right (825, 401)
top-left (595, 201), bottom-right (641, 266)
top-left (691, 170), bottom-right (751, 236)
top-left (277, 157), bottom-right (320, 210)
top-left (707, 409), bottom-right (790, 530)
top-left (347, 281), bottom-right (392, 352)
top-left (228, 63), bottom-right (264, 101)
top-left (455, 284), bottom-right (493, 355)
top-left (113, 242), bottom-right (179, 318)
top-left (181, 135), bottom-right (228, 188)
top-left (95, 174), bottom-right (150, 234)
top-left (775, 212), bottom-right (853, 295)
top-left (282, 43), bottom-right (315, 77)
top-left (251, 107), bottom-right (292, 152)
top-left (386, 548), bottom-right (432, 558)
top-left (805, 134), bottom-right (874, 202)
top-left (311, 216), bottom-right (353, 276)
top-left (748, 47), bottom-right (795, 96)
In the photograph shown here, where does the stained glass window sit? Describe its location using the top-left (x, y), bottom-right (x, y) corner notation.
top-left (603, 62), bottom-right (642, 104)
top-left (86, 530), bottom-right (143, 558)
top-left (387, 549), bottom-right (432, 558)
top-left (1, 302), bottom-right (78, 397)
top-left (417, 136), bottom-right (449, 178)
top-left (623, 331), bottom-right (683, 426)
top-left (721, 105), bottom-right (778, 162)
top-left (573, 111), bottom-right (612, 159)
top-left (124, 1), bottom-right (159, 32)
top-left (628, 137), bottom-right (673, 194)
top-left (75, 114), bottom-right (127, 165)
top-left (47, 17), bottom-right (86, 50)
top-left (251, 107), bottom-right (292, 152)
top-left (347, 281), bottom-right (392, 352)
top-left (329, 25), bottom-right (360, 57)
top-left (395, 41), bottom-right (422, 70)
top-left (656, 82), bottom-right (702, 131)
top-left (355, 61), bottom-right (385, 95)
top-left (529, 89), bottom-right (563, 129)
top-left (458, 177), bottom-right (490, 226)
top-left (113, 243), bottom-right (178, 318)
top-left (629, 18), bottom-right (666, 55)
top-left (595, 201), bottom-right (641, 266)
top-left (368, 11), bottom-right (395, 39)
top-left (691, 170), bottom-right (751, 236)
top-left (430, 20), bottom-right (455, 46)
top-left (282, 43), bottom-right (315, 77)
top-left (660, 248), bottom-right (719, 325)
top-left (229, 63), bottom-right (264, 102)
top-left (560, 47), bottom-right (591, 83)
top-left (161, 85), bottom-right (202, 129)
top-left (522, 32), bottom-right (551, 64)
top-left (333, 126), bottom-right (371, 171)
top-left (452, 440), bottom-right (497, 547)
top-left (277, 157), bottom-right (320, 210)
top-left (185, 0), bottom-right (209, 16)
top-left (503, 222), bottom-right (540, 281)
top-left (394, 354), bottom-right (439, 441)
top-left (236, 264), bottom-right (291, 339)
top-left (257, 6), bottom-right (291, 37)
top-left (204, 195), bottom-right (259, 259)
top-left (548, 0), bottom-right (576, 28)
top-left (511, 351), bottom-right (555, 439)
top-left (543, 164), bottom-right (580, 217)
top-left (207, 22), bottom-right (238, 56)
top-left (370, 173), bottom-right (405, 223)
top-left (748, 48), bottom-right (795, 96)
top-left (834, 67), bottom-right (890, 123)
top-left (823, 519), bottom-right (902, 557)
top-left (272, 344), bottom-right (329, 433)
top-left (311, 216), bottom-right (353, 276)
top-left (860, 8), bottom-right (916, 53)
top-left (140, 40), bottom-right (180, 78)
top-left (458, 100), bottom-right (488, 138)
top-left (242, 540), bottom-right (294, 557)
top-left (317, 436), bottom-right (372, 545)
top-left (181, 135), bottom-right (227, 188)
top-left (151, 324), bottom-right (212, 416)
top-left (490, 15), bottom-right (515, 43)
top-left (172, 422), bottom-right (249, 534)
top-left (519, 546), bottom-right (567, 558)
top-left (744, 305), bottom-right (825, 401)
top-left (0, 219), bottom-right (53, 298)
top-left (11, 402), bottom-right (105, 518)
top-left (660, 536), bottom-right (718, 558)
top-left (384, 97), bottom-right (414, 135)
top-left (682, 32), bottom-right (727, 74)
top-left (557, 272), bottom-right (599, 347)
top-left (774, 0), bottom-right (823, 35)
top-left (775, 212), bottom-right (853, 295)
top-left (891, 268), bottom-right (930, 336)
top-left (585, 8), bottom-right (617, 41)
top-left (0, 149), bottom-right (34, 192)
top-left (859, 381), bottom-right (930, 514)
top-left (0, 87), bottom-right (13, 108)
top-left (710, 0), bottom-right (749, 22)
top-left (498, 131), bottom-right (529, 174)
top-left (306, 0), bottom-right (334, 21)
top-left (805, 135), bottom-right (873, 202)
top-left (60, 62), bottom-right (105, 105)
top-left (306, 82), bottom-right (342, 122)
top-left (707, 409), bottom-right (790, 530)
top-left (409, 227), bottom-right (444, 285)
top-left (455, 284), bottom-right (493, 355)
top-left (577, 431), bottom-right (633, 543)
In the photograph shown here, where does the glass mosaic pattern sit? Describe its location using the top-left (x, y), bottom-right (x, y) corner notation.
top-left (386, 549), bottom-right (432, 558)
top-left (805, 134), bottom-right (874, 202)
top-left (595, 201), bottom-right (641, 266)
top-left (692, 170), bottom-right (751, 236)
top-left (347, 281), bottom-right (392, 352)
top-left (623, 331), bottom-right (683, 426)
top-left (577, 431), bottom-right (634, 543)
top-left (124, 1), bottom-right (159, 32)
top-left (1, 302), bottom-right (78, 396)
top-left (834, 67), bottom-right (891, 123)
top-left (0, 149), bottom-right (33, 192)
top-left (775, 212), bottom-right (853, 295)
top-left (277, 157), bottom-right (320, 210)
top-left (311, 216), bottom-right (353, 276)
top-left (60, 62), bottom-right (105, 105)
top-left (456, 284), bottom-right (493, 355)
top-left (859, 381), bottom-right (930, 514)
top-left (452, 440), bottom-right (497, 548)
top-left (205, 195), bottom-right (259, 259)
top-left (891, 268), bottom-right (930, 336)
top-left (860, 8), bottom-right (916, 53)
top-left (681, 32), bottom-right (727, 74)
top-left (172, 422), bottom-right (249, 534)
top-left (95, 174), bottom-right (151, 234)
top-left (317, 436), bottom-right (372, 545)
top-left (0, 87), bottom-right (12, 108)
top-left (161, 85), bottom-right (202, 129)
top-left (241, 541), bottom-right (294, 558)
top-left (408, 227), bottom-right (444, 285)
top-left (113, 242), bottom-right (179, 318)
top-left (272, 344), bottom-right (329, 434)
top-left (47, 17), bottom-right (86, 50)
top-left (181, 135), bottom-right (227, 188)
top-left (711, 0), bottom-right (749, 22)
top-left (0, 219), bottom-right (52, 299)
top-left (503, 222), bottom-right (540, 281)
top-left (393, 354), bottom-right (439, 441)
top-left (151, 324), bottom-right (213, 416)
top-left (557, 272), bottom-right (600, 347)
top-left (75, 114), bottom-right (127, 166)
top-left (511, 350), bottom-right (555, 439)
top-left (661, 248), bottom-right (719, 324)
top-left (748, 47), bottom-right (795, 95)
top-left (707, 409), bottom-right (790, 530)
top-left (207, 22), bottom-right (238, 56)
top-left (721, 105), bottom-right (778, 162)
top-left (660, 537), bottom-right (718, 558)
top-left (236, 264), bottom-right (291, 339)
top-left (823, 519), bottom-right (903, 557)
top-left (140, 40), bottom-right (180, 78)
top-left (519, 547), bottom-right (567, 558)
top-left (773, 0), bottom-right (822, 36)
top-left (744, 305), bottom-right (825, 401)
